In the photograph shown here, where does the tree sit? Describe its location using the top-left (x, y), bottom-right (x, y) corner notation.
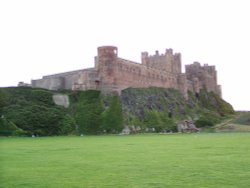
top-left (0, 89), bottom-right (6, 114)
top-left (102, 95), bottom-right (123, 133)
top-left (59, 114), bottom-right (76, 135)
top-left (72, 90), bottom-right (104, 134)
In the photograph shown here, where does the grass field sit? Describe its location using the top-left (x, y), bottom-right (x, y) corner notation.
top-left (1, 133), bottom-right (250, 188)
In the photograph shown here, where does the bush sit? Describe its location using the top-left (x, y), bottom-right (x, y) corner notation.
top-left (4, 105), bottom-right (66, 136)
top-left (143, 110), bottom-right (176, 132)
top-left (195, 117), bottom-right (214, 127)
top-left (195, 113), bottom-right (221, 128)
top-left (31, 90), bottom-right (54, 106)
top-left (0, 117), bottom-right (26, 136)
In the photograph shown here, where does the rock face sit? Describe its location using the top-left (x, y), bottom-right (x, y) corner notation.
top-left (121, 88), bottom-right (186, 120)
top-left (52, 94), bottom-right (70, 108)
top-left (177, 120), bottom-right (199, 133)
top-left (120, 87), bottom-right (234, 132)
top-left (31, 46), bottom-right (221, 99)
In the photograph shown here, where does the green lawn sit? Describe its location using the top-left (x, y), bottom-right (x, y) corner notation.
top-left (1, 133), bottom-right (250, 188)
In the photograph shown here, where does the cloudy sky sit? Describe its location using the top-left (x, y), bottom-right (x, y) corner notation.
top-left (0, 0), bottom-right (249, 110)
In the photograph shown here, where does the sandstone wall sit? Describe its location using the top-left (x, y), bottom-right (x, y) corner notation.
top-left (32, 77), bottom-right (64, 90)
top-left (97, 55), bottom-right (181, 94)
top-left (73, 69), bottom-right (99, 90)
top-left (141, 49), bottom-right (181, 74)
top-left (185, 62), bottom-right (220, 96)
top-left (32, 69), bottom-right (83, 90)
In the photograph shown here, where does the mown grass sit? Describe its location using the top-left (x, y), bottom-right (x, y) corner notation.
top-left (1, 133), bottom-right (250, 188)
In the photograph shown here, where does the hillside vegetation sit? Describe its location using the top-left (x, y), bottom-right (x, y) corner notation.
top-left (0, 87), bottom-right (234, 136)
top-left (121, 88), bottom-right (234, 131)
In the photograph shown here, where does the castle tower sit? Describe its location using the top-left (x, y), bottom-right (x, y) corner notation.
top-left (173, 53), bottom-right (182, 74)
top-left (98, 46), bottom-right (118, 58)
top-left (96, 46), bottom-right (118, 93)
top-left (177, 73), bottom-right (188, 99)
top-left (141, 52), bottom-right (149, 65)
top-left (185, 62), bottom-right (222, 96)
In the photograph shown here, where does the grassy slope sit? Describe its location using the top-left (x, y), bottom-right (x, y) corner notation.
top-left (215, 111), bottom-right (250, 132)
top-left (1, 133), bottom-right (250, 188)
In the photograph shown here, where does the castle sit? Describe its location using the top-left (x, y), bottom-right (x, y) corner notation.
top-left (31, 46), bottom-right (222, 98)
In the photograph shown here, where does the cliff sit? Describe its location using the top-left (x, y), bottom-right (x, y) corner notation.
top-left (0, 87), bottom-right (234, 136)
top-left (121, 87), bottom-right (233, 132)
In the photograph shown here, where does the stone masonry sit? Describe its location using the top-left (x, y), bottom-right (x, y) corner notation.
top-left (31, 46), bottom-right (222, 98)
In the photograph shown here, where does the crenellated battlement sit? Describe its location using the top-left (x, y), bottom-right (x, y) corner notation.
top-left (185, 62), bottom-right (220, 96)
top-left (141, 48), bottom-right (182, 74)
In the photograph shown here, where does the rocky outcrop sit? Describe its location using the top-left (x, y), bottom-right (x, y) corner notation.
top-left (177, 120), bottom-right (199, 133)
top-left (120, 87), bottom-right (234, 131)
top-left (52, 94), bottom-right (70, 108)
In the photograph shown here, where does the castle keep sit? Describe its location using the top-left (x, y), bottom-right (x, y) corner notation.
top-left (31, 46), bottom-right (222, 98)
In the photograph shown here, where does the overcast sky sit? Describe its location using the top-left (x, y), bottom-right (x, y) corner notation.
top-left (0, 0), bottom-right (249, 110)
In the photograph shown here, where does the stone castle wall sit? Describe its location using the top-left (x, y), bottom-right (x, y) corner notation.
top-left (185, 62), bottom-right (221, 95)
top-left (31, 46), bottom-right (222, 98)
top-left (32, 69), bottom-right (84, 90)
top-left (94, 46), bottom-right (182, 95)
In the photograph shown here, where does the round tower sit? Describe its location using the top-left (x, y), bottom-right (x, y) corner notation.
top-left (96, 46), bottom-right (118, 70)
top-left (96, 46), bottom-right (118, 93)
top-left (97, 46), bottom-right (118, 58)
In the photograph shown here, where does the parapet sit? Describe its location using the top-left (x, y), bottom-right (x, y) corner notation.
top-left (141, 48), bottom-right (181, 59)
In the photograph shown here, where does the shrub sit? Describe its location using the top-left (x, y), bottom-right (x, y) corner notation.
top-left (0, 117), bottom-right (26, 136)
top-left (195, 113), bottom-right (221, 128)
top-left (31, 90), bottom-right (54, 106)
top-left (4, 105), bottom-right (66, 136)
top-left (143, 110), bottom-right (176, 132)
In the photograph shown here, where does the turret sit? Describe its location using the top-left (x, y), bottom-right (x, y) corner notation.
top-left (97, 46), bottom-right (118, 59)
top-left (173, 53), bottom-right (182, 74)
top-left (141, 52), bottom-right (149, 65)
top-left (96, 46), bottom-right (118, 92)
